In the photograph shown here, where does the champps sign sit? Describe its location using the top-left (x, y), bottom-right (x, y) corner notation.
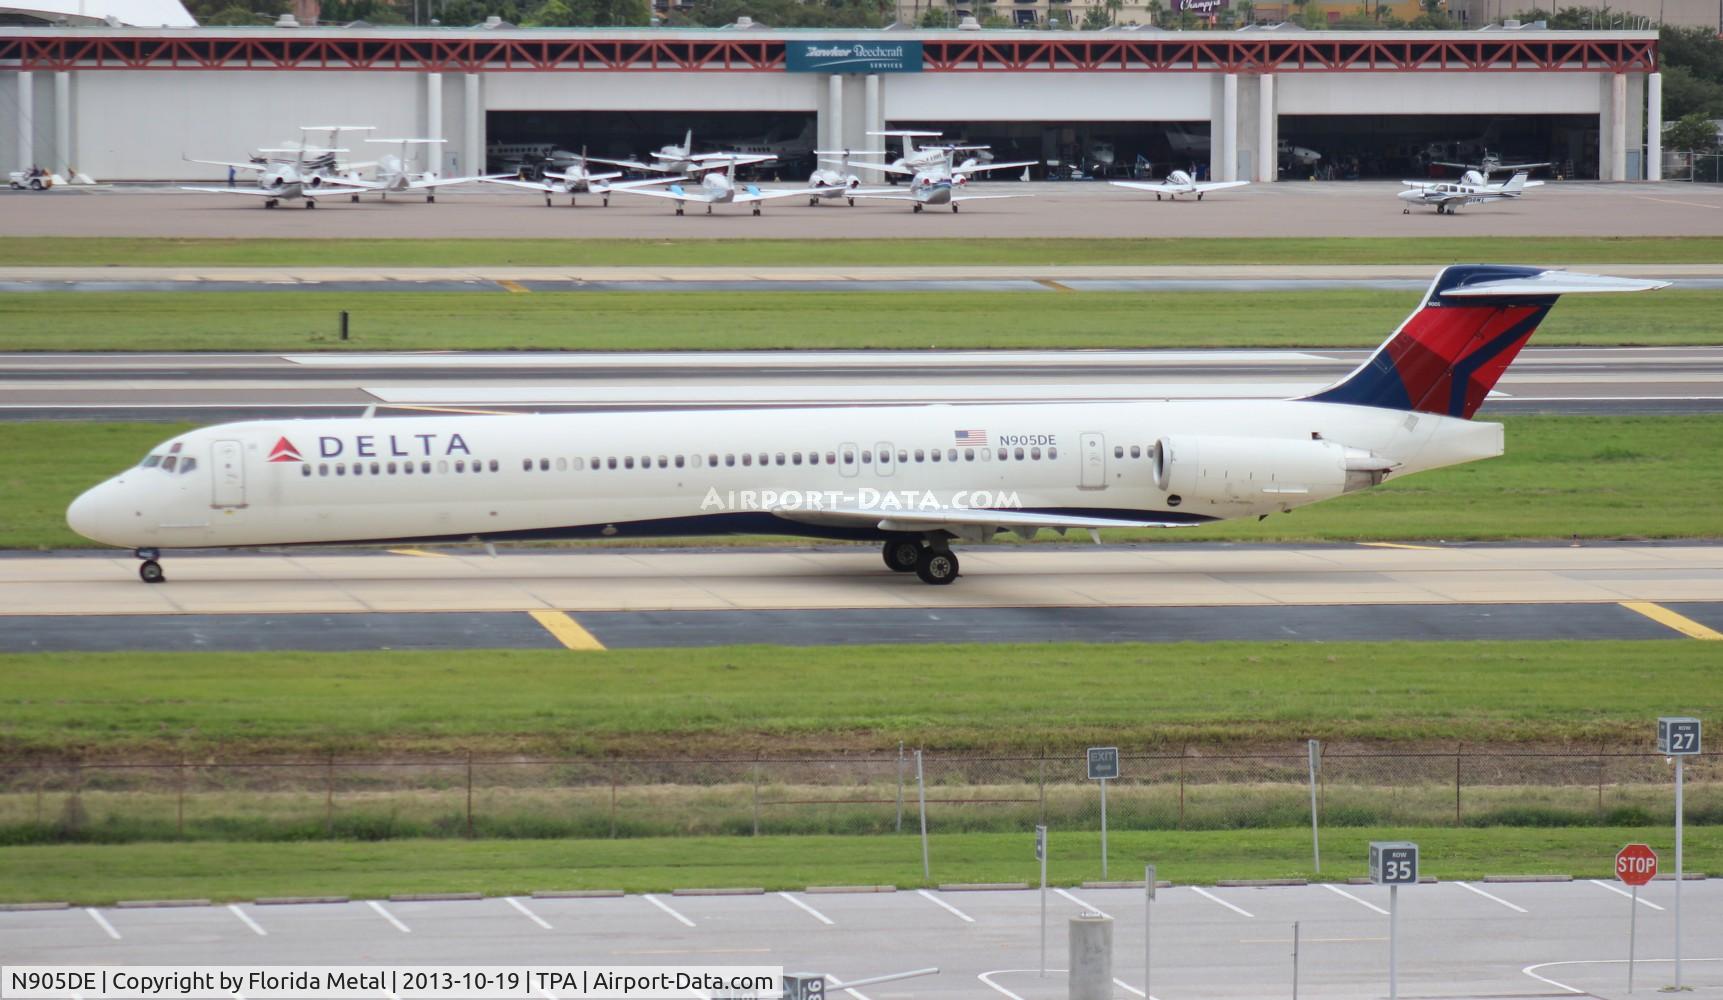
top-left (1173, 0), bottom-right (1226, 10)
top-left (786, 40), bottom-right (923, 73)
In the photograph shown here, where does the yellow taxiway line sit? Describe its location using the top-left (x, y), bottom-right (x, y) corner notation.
top-left (1619, 601), bottom-right (1723, 640)
top-left (497, 279), bottom-right (531, 293)
top-left (529, 609), bottom-right (607, 650)
top-left (387, 548), bottom-right (447, 558)
top-left (1359, 541), bottom-right (1440, 551)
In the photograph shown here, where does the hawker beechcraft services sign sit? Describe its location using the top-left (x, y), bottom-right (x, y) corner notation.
top-left (786, 40), bottom-right (923, 73)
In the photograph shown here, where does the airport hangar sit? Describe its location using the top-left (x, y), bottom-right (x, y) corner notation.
top-left (1, 26), bottom-right (1662, 183)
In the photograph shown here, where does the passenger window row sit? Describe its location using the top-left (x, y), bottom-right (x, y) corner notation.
top-left (516, 445), bottom-right (1061, 471)
top-left (299, 458), bottom-right (502, 478)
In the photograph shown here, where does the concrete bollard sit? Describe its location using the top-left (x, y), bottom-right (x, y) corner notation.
top-left (1068, 912), bottom-right (1113, 1000)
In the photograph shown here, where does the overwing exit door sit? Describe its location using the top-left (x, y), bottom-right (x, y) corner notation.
top-left (1079, 433), bottom-right (1106, 490)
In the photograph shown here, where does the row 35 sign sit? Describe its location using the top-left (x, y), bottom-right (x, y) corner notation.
top-left (785, 41), bottom-right (923, 74)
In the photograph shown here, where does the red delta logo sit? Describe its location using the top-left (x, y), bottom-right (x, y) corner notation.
top-left (268, 437), bottom-right (304, 463)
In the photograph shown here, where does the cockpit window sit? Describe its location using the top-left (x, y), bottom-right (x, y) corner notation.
top-left (139, 454), bottom-right (162, 468)
top-left (179, 458), bottom-right (198, 474)
top-left (161, 456), bottom-right (178, 472)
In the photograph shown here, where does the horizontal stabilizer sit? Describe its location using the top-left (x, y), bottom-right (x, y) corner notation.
top-left (1440, 272), bottom-right (1669, 297)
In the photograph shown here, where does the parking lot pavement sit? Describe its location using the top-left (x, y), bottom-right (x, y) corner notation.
top-left (2, 880), bottom-right (1716, 998)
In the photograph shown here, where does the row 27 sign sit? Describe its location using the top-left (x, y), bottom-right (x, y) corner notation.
top-left (786, 41), bottom-right (923, 74)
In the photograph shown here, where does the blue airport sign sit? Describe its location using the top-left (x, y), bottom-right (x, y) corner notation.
top-left (785, 40), bottom-right (923, 74)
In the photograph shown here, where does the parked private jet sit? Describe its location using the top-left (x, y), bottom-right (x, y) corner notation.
top-left (181, 147), bottom-right (369, 208)
top-left (841, 148), bottom-right (1037, 212)
top-left (67, 266), bottom-right (1664, 586)
top-left (1110, 170), bottom-right (1249, 201)
top-left (1399, 170), bottom-right (1541, 214)
top-left (336, 138), bottom-right (505, 203)
top-left (482, 148), bottom-right (675, 206)
top-left (604, 158), bottom-right (808, 215)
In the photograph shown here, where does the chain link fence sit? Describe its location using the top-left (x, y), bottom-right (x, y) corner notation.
top-left (1662, 151), bottom-right (1723, 183)
top-left (2, 747), bottom-right (1715, 850)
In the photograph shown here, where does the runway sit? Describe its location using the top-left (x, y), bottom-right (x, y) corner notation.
top-left (4, 881), bottom-right (1717, 999)
top-left (8, 180), bottom-right (1723, 238)
top-left (5, 346), bottom-right (1722, 420)
top-left (4, 544), bottom-right (1721, 651)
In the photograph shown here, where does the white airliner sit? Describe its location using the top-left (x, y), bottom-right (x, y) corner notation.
top-left (1399, 170), bottom-right (1541, 214)
top-left (67, 266), bottom-right (1663, 587)
top-left (1110, 170), bottom-right (1249, 201)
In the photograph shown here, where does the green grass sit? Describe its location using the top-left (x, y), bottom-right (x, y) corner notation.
top-left (6, 236), bottom-right (1723, 267)
top-left (1, 826), bottom-right (1714, 903)
top-left (3, 288), bottom-right (1722, 351)
top-left (4, 641), bottom-right (1719, 758)
top-left (6, 416), bottom-right (1720, 550)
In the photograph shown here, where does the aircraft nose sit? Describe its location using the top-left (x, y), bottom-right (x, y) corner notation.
top-left (66, 479), bottom-right (133, 547)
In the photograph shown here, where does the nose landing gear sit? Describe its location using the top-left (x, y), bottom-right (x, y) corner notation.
top-left (135, 548), bottom-right (165, 584)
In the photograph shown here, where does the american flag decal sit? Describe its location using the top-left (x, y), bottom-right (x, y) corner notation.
top-left (954, 429), bottom-right (988, 446)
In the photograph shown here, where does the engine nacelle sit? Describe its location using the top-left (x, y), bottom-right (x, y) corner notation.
top-left (1152, 435), bottom-right (1394, 510)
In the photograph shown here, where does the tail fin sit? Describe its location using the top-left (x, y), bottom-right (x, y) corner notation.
top-left (1305, 265), bottom-right (1666, 420)
top-left (1501, 171), bottom-right (1528, 194)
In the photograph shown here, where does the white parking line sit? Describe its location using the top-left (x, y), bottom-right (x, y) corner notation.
top-left (643, 894), bottom-right (696, 928)
top-left (506, 896), bottom-right (553, 930)
top-left (1054, 888), bottom-right (1111, 919)
top-left (1322, 883), bottom-right (1390, 916)
top-left (368, 900), bottom-right (411, 933)
top-left (1455, 881), bottom-right (1528, 914)
top-left (1589, 879), bottom-right (1666, 910)
top-left (1523, 957), bottom-right (1723, 994)
top-left (976, 970), bottom-right (1037, 999)
top-left (1190, 886), bottom-right (1254, 918)
top-left (84, 908), bottom-right (120, 940)
top-left (778, 892), bottom-right (835, 926)
top-left (916, 889), bottom-right (975, 924)
top-left (1112, 977), bottom-right (1159, 999)
top-left (821, 974), bottom-right (870, 1000)
top-left (227, 904), bottom-right (267, 936)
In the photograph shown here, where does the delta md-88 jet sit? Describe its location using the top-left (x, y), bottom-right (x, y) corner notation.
top-left (68, 266), bottom-right (1662, 586)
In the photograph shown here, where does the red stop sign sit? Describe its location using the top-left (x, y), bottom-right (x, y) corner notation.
top-left (1616, 844), bottom-right (1658, 886)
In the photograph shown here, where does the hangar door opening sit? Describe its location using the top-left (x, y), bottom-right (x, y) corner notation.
top-left (486, 111), bottom-right (817, 179)
top-left (1276, 115), bottom-right (1599, 181)
top-left (889, 121), bottom-right (1210, 181)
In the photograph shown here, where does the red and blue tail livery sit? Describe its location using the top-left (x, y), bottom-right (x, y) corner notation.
top-left (1307, 265), bottom-right (1664, 420)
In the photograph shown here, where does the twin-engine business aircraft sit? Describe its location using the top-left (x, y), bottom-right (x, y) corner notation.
top-left (607, 159), bottom-right (808, 215)
top-left (68, 266), bottom-right (1663, 586)
top-left (1399, 170), bottom-right (1541, 214)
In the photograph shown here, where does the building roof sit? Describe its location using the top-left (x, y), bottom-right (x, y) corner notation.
top-left (0, 0), bottom-right (193, 27)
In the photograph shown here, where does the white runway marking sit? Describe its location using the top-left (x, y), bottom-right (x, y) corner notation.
top-left (367, 900), bottom-right (411, 933)
top-left (778, 892), bottom-right (834, 926)
top-left (227, 903), bottom-right (267, 936)
top-left (916, 889), bottom-right (975, 923)
top-left (1322, 883), bottom-right (1390, 916)
top-left (1454, 881), bottom-right (1528, 913)
top-left (1054, 887), bottom-right (1111, 919)
top-left (1113, 977), bottom-right (1158, 998)
top-left (506, 896), bottom-right (553, 930)
top-left (1190, 886), bottom-right (1254, 918)
top-left (85, 908), bottom-right (120, 940)
top-left (1589, 879), bottom-right (1666, 910)
top-left (643, 893), bottom-right (696, 927)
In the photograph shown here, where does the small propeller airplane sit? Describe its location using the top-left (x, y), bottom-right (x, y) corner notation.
top-left (804, 150), bottom-right (896, 206)
top-left (181, 145), bottom-right (369, 209)
top-left (604, 157), bottom-right (810, 215)
top-left (1110, 170), bottom-right (1250, 201)
top-left (331, 138), bottom-right (507, 203)
top-left (481, 147), bottom-right (675, 206)
top-left (836, 147), bottom-right (1036, 213)
top-left (1398, 170), bottom-right (1541, 215)
top-left (1432, 149), bottom-right (1550, 178)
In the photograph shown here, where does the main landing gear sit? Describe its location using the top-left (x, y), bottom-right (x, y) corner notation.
top-left (880, 538), bottom-right (960, 585)
top-left (912, 203), bottom-right (923, 213)
top-left (264, 199), bottom-right (280, 209)
top-left (135, 547), bottom-right (165, 584)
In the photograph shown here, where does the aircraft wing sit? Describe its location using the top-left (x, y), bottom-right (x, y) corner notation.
top-left (1110, 180), bottom-right (1188, 194)
top-left (952, 159), bottom-right (1038, 176)
top-left (773, 505), bottom-right (1196, 539)
top-left (586, 157), bottom-right (674, 173)
top-left (592, 176), bottom-right (678, 192)
top-left (181, 186), bottom-right (282, 196)
top-left (842, 161), bottom-right (918, 177)
top-left (405, 173), bottom-right (514, 190)
top-left (546, 170), bottom-right (624, 183)
top-left (732, 188), bottom-right (818, 205)
top-left (951, 194), bottom-right (1024, 203)
top-left (480, 177), bottom-right (557, 193)
top-left (1496, 161), bottom-right (1551, 173)
top-left (185, 157), bottom-right (269, 173)
top-left (847, 193), bottom-right (921, 203)
top-left (1193, 180), bottom-right (1251, 193)
top-left (604, 185), bottom-right (714, 204)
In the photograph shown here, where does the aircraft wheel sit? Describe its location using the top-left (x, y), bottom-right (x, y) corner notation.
top-left (1197, 192), bottom-right (1204, 201)
top-left (914, 547), bottom-right (959, 586)
top-left (847, 198), bottom-right (854, 207)
top-left (810, 197), bottom-right (820, 207)
top-left (139, 559), bottom-right (165, 585)
top-left (675, 207), bottom-right (684, 216)
top-left (882, 539), bottom-right (922, 573)
top-left (265, 199), bottom-right (278, 209)
top-left (1155, 193), bottom-right (1162, 201)
top-left (752, 206), bottom-right (761, 216)
top-left (706, 205), bottom-right (713, 215)
top-left (545, 197), bottom-right (552, 208)
top-left (951, 204), bottom-right (960, 213)
top-left (1403, 208), bottom-right (1411, 215)
top-left (912, 204), bottom-right (923, 213)
top-left (351, 194), bottom-right (360, 203)
top-left (305, 200), bottom-right (316, 209)
top-left (602, 197), bottom-right (610, 207)
top-left (427, 195), bottom-right (435, 204)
